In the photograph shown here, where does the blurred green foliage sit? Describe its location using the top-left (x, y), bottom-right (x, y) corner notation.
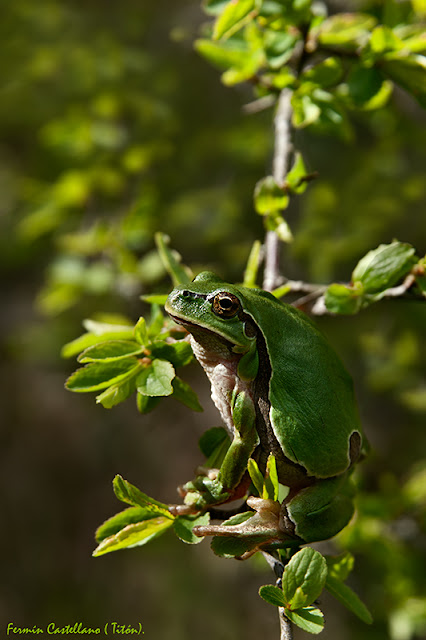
top-left (1, 1), bottom-right (426, 639)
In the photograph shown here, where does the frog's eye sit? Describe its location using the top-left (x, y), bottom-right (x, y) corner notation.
top-left (212, 292), bottom-right (241, 318)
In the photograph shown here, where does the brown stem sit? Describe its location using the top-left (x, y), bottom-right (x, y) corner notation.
top-left (263, 88), bottom-right (293, 292)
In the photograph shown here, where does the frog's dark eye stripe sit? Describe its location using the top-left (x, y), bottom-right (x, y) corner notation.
top-left (181, 290), bottom-right (206, 300)
top-left (211, 292), bottom-right (241, 318)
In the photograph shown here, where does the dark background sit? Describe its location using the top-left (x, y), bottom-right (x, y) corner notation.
top-left (1, 1), bottom-right (425, 639)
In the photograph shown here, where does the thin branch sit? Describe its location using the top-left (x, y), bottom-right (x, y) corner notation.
top-left (261, 552), bottom-right (292, 639)
top-left (243, 94), bottom-right (276, 114)
top-left (263, 88), bottom-right (293, 292)
top-left (279, 608), bottom-right (293, 640)
top-left (379, 273), bottom-right (416, 297)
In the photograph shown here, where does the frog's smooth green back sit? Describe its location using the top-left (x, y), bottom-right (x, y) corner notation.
top-left (240, 287), bottom-right (363, 478)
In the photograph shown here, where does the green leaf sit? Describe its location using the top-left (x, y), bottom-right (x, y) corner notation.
top-left (317, 13), bottom-right (377, 50)
top-left (93, 517), bottom-right (173, 556)
top-left (213, 0), bottom-right (258, 41)
top-left (155, 232), bottom-right (192, 286)
top-left (199, 426), bottom-right (230, 457)
top-left (136, 359), bottom-right (175, 396)
top-left (324, 283), bottom-right (363, 315)
top-left (78, 340), bottom-right (144, 363)
top-left (112, 475), bottom-right (173, 516)
top-left (271, 283), bottom-right (291, 299)
top-left (282, 547), bottom-right (328, 609)
top-left (196, 32), bottom-right (264, 85)
top-left (140, 293), bottom-right (169, 305)
top-left (211, 531), bottom-right (264, 558)
top-left (247, 458), bottom-right (265, 496)
top-left (96, 378), bottom-right (136, 409)
top-left (95, 506), bottom-right (165, 542)
top-left (264, 29), bottom-right (299, 69)
top-left (380, 53), bottom-right (426, 107)
top-left (286, 152), bottom-right (309, 194)
top-left (150, 341), bottom-right (193, 368)
top-left (173, 512), bottom-right (210, 544)
top-left (370, 25), bottom-right (403, 55)
top-left (345, 65), bottom-right (386, 108)
top-left (326, 575), bottom-right (373, 624)
top-left (301, 57), bottom-right (343, 87)
top-left (136, 393), bottom-right (161, 414)
top-left (285, 606), bottom-right (324, 634)
top-left (352, 241), bottom-right (416, 293)
top-left (172, 377), bottom-right (203, 412)
top-left (198, 426), bottom-right (231, 468)
top-left (65, 359), bottom-right (141, 392)
top-left (264, 454), bottom-right (279, 500)
top-left (243, 240), bottom-right (262, 288)
top-left (291, 92), bottom-right (321, 128)
top-left (134, 317), bottom-right (149, 345)
top-left (82, 318), bottom-right (134, 335)
top-left (254, 176), bottom-right (289, 215)
top-left (221, 512), bottom-right (254, 527)
top-left (266, 214), bottom-right (293, 243)
top-left (194, 38), bottom-right (249, 72)
top-left (61, 329), bottom-right (135, 358)
top-left (325, 552), bottom-right (354, 582)
top-left (259, 584), bottom-right (286, 607)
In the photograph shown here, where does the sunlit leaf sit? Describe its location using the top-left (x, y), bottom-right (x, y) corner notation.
top-left (301, 56), bottom-right (343, 87)
top-left (65, 360), bottom-right (141, 392)
top-left (95, 506), bottom-right (166, 542)
top-left (317, 13), bottom-right (377, 50)
top-left (352, 241), bottom-right (416, 292)
top-left (150, 341), bottom-right (193, 368)
top-left (78, 340), bottom-right (144, 363)
top-left (324, 283), bottom-right (363, 315)
top-left (258, 584), bottom-right (286, 607)
top-left (134, 317), bottom-right (149, 345)
top-left (155, 232), bottom-right (193, 285)
top-left (282, 547), bottom-right (328, 609)
top-left (248, 458), bottom-right (265, 496)
top-left (285, 606), bottom-right (324, 634)
top-left (243, 240), bottom-right (262, 287)
top-left (136, 359), bottom-right (175, 396)
top-left (112, 475), bottom-right (173, 515)
top-left (95, 378), bottom-right (136, 409)
top-left (213, 0), bottom-right (258, 41)
top-left (254, 176), bottom-right (289, 214)
top-left (93, 517), bottom-right (173, 556)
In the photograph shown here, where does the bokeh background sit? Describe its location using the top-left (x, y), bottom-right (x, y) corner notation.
top-left (1, 1), bottom-right (425, 639)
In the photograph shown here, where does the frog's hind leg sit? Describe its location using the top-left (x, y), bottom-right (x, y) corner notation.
top-left (284, 473), bottom-right (356, 543)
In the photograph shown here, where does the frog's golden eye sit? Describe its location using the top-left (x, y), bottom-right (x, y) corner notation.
top-left (212, 292), bottom-right (241, 318)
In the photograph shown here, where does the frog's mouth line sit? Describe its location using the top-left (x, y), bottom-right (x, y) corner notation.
top-left (167, 311), bottom-right (241, 351)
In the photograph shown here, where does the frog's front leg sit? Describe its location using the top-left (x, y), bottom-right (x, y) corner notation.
top-left (179, 389), bottom-right (259, 511)
top-left (283, 472), bottom-right (357, 543)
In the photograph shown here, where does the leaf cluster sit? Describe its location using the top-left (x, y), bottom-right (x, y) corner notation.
top-left (64, 311), bottom-right (201, 413)
top-left (324, 240), bottom-right (425, 314)
top-left (93, 475), bottom-right (209, 556)
top-left (198, 0), bottom-right (426, 115)
top-left (259, 547), bottom-right (372, 634)
top-left (197, 1), bottom-right (426, 245)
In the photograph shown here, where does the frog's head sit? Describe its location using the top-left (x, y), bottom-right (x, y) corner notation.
top-left (165, 271), bottom-right (256, 351)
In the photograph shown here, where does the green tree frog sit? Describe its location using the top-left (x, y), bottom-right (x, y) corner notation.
top-left (165, 272), bottom-right (366, 544)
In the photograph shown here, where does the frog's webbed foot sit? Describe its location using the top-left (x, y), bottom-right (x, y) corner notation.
top-left (192, 497), bottom-right (301, 559)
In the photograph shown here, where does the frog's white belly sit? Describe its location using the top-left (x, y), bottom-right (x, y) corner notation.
top-left (190, 335), bottom-right (252, 437)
